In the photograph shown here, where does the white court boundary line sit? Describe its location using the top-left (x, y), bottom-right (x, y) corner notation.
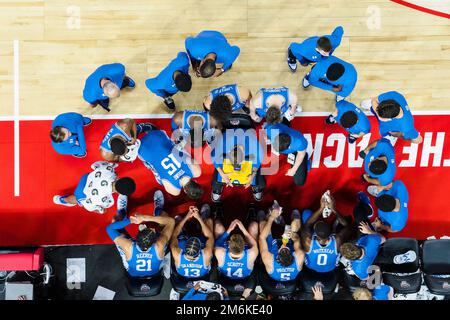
top-left (1, 110), bottom-right (450, 122)
top-left (13, 40), bottom-right (19, 197)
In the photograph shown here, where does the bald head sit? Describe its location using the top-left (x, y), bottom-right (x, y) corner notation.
top-left (102, 81), bottom-right (120, 98)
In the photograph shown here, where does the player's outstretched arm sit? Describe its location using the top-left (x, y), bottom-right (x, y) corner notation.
top-left (170, 212), bottom-right (192, 257)
top-left (106, 218), bottom-right (133, 259)
top-left (136, 213), bottom-right (176, 254)
top-left (292, 233), bottom-right (305, 270)
top-left (258, 216), bottom-right (275, 273)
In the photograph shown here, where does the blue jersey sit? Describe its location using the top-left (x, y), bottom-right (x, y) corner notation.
top-left (256, 87), bottom-right (290, 118)
top-left (373, 284), bottom-right (391, 300)
top-left (83, 63), bottom-right (125, 104)
top-left (364, 138), bottom-right (396, 186)
top-left (218, 244), bottom-right (252, 279)
top-left (335, 100), bottom-right (371, 135)
top-left (377, 180), bottom-right (409, 232)
top-left (375, 91), bottom-right (419, 140)
top-left (100, 122), bottom-right (133, 153)
top-left (145, 52), bottom-right (190, 98)
top-left (121, 241), bottom-right (164, 277)
top-left (210, 84), bottom-right (245, 112)
top-left (138, 130), bottom-right (193, 190)
top-left (177, 251), bottom-right (211, 279)
top-left (289, 26), bottom-right (344, 63)
top-left (185, 30), bottom-right (240, 71)
top-left (305, 234), bottom-right (339, 273)
top-left (266, 235), bottom-right (300, 282)
top-left (51, 112), bottom-right (87, 156)
top-left (264, 123), bottom-right (308, 154)
top-left (351, 234), bottom-right (383, 280)
top-left (181, 110), bottom-right (211, 132)
top-left (74, 173), bottom-right (89, 204)
top-left (308, 56), bottom-right (357, 97)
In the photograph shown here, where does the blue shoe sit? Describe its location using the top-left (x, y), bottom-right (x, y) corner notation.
top-left (53, 195), bottom-right (76, 207)
top-left (83, 117), bottom-right (92, 126)
top-left (358, 192), bottom-right (373, 219)
top-left (73, 152), bottom-right (87, 158)
top-left (125, 76), bottom-right (135, 88)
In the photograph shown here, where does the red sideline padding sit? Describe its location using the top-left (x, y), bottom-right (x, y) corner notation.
top-left (0, 248), bottom-right (44, 271)
top-left (0, 115), bottom-right (450, 246)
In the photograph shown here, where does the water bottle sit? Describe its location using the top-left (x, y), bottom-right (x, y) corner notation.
top-left (282, 224), bottom-right (291, 246)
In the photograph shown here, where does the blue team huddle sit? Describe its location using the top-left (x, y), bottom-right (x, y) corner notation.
top-left (49, 28), bottom-right (424, 300)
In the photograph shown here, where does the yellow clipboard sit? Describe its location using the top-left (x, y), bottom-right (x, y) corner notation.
top-left (222, 159), bottom-right (253, 185)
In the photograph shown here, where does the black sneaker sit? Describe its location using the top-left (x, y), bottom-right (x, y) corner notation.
top-left (253, 191), bottom-right (263, 202)
top-left (246, 203), bottom-right (257, 222)
top-left (211, 191), bottom-right (221, 203)
top-left (325, 114), bottom-right (337, 125)
top-left (287, 58), bottom-right (297, 73)
top-left (256, 210), bottom-right (267, 223)
top-left (164, 97), bottom-right (176, 111)
top-left (348, 135), bottom-right (357, 144)
top-left (214, 204), bottom-right (224, 221)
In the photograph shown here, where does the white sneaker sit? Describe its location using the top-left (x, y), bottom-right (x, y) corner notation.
top-left (253, 191), bottom-right (263, 202)
top-left (153, 190), bottom-right (164, 211)
top-left (169, 288), bottom-right (180, 300)
top-left (383, 135), bottom-right (398, 146)
top-left (394, 250), bottom-right (417, 264)
top-left (211, 192), bottom-right (221, 203)
top-left (336, 95), bottom-right (345, 102)
top-left (367, 185), bottom-right (380, 197)
top-left (53, 195), bottom-right (76, 207)
top-left (302, 75), bottom-right (310, 89)
top-left (360, 99), bottom-right (372, 111)
top-left (287, 59), bottom-right (297, 73)
top-left (138, 224), bottom-right (148, 232)
top-left (117, 194), bottom-right (128, 212)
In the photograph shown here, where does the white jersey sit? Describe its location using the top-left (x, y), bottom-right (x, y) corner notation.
top-left (81, 161), bottom-right (118, 213)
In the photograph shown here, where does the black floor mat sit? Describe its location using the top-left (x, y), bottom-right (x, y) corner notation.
top-left (44, 244), bottom-right (171, 300)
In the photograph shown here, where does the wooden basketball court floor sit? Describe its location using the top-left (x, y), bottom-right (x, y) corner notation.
top-left (0, 0), bottom-right (449, 119)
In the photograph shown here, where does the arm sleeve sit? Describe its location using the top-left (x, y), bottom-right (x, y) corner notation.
top-left (214, 232), bottom-right (229, 247)
top-left (222, 46), bottom-right (240, 71)
top-left (145, 79), bottom-right (168, 98)
top-left (403, 127), bottom-right (419, 140)
top-left (182, 288), bottom-right (197, 300)
top-left (339, 71), bottom-right (357, 97)
top-left (309, 71), bottom-right (335, 91)
top-left (106, 218), bottom-right (131, 241)
top-left (75, 124), bottom-right (87, 154)
top-left (330, 26), bottom-right (344, 50)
